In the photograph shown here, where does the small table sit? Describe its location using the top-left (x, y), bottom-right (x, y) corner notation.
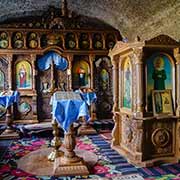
top-left (49, 91), bottom-right (90, 176)
top-left (0, 90), bottom-right (20, 139)
top-left (80, 91), bottom-right (97, 119)
top-left (76, 90), bottom-right (97, 135)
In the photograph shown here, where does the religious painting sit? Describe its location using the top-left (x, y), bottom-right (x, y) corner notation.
top-left (146, 53), bottom-right (173, 111)
top-left (0, 32), bottom-right (8, 49)
top-left (13, 32), bottom-right (24, 49)
top-left (0, 70), bottom-right (5, 90)
top-left (152, 89), bottom-right (173, 116)
top-left (18, 102), bottom-right (31, 114)
top-left (27, 32), bottom-right (38, 49)
top-left (100, 68), bottom-right (109, 90)
top-left (15, 60), bottom-right (32, 89)
top-left (79, 33), bottom-right (90, 49)
top-left (122, 57), bottom-right (132, 109)
top-left (72, 60), bottom-right (90, 89)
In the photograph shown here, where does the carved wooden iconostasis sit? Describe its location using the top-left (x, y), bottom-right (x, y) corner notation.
top-left (0, 3), bottom-right (121, 124)
top-left (109, 35), bottom-right (180, 167)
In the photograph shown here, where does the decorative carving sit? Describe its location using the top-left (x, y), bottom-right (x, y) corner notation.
top-left (151, 128), bottom-right (170, 148)
top-left (121, 115), bottom-right (134, 146)
top-left (111, 112), bottom-right (120, 146)
top-left (145, 35), bottom-right (180, 46)
top-left (0, 3), bottom-right (115, 31)
top-left (133, 48), bottom-right (143, 64)
top-left (174, 48), bottom-right (180, 64)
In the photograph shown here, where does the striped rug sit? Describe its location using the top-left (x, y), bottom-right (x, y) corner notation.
top-left (89, 134), bottom-right (180, 180)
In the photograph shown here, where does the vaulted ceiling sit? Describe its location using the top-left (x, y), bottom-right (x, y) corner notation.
top-left (0, 0), bottom-right (179, 42)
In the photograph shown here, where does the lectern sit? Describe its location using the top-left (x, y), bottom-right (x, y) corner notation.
top-left (49, 91), bottom-right (90, 176)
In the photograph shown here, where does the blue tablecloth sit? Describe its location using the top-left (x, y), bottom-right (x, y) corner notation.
top-left (51, 93), bottom-right (90, 132)
top-left (0, 91), bottom-right (19, 108)
top-left (75, 90), bottom-right (97, 106)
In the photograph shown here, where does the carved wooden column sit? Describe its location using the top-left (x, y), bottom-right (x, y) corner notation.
top-left (89, 54), bottom-right (95, 89)
top-left (133, 48), bottom-right (144, 118)
top-left (31, 54), bottom-right (36, 92)
top-left (6, 54), bottom-right (13, 131)
top-left (37, 32), bottom-right (41, 49)
top-left (7, 55), bottom-right (13, 89)
top-left (174, 48), bottom-right (180, 116)
top-left (111, 55), bottom-right (120, 146)
top-left (61, 34), bottom-right (65, 49)
top-left (112, 55), bottom-right (119, 112)
top-left (89, 33), bottom-right (93, 49)
top-left (102, 33), bottom-right (106, 49)
top-left (31, 54), bottom-right (38, 122)
top-left (174, 48), bottom-right (180, 158)
top-left (22, 32), bottom-right (27, 49)
top-left (76, 33), bottom-right (80, 49)
top-left (7, 32), bottom-right (12, 49)
top-left (66, 54), bottom-right (73, 90)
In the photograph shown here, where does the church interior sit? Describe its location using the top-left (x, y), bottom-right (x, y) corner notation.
top-left (0, 0), bottom-right (180, 179)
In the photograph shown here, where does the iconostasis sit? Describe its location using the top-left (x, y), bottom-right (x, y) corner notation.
top-left (0, 6), bottom-right (121, 124)
top-left (109, 35), bottom-right (180, 167)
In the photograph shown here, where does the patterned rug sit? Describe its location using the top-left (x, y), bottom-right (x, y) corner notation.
top-left (0, 134), bottom-right (180, 180)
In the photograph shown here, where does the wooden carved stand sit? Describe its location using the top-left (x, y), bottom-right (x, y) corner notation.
top-left (0, 106), bottom-right (19, 139)
top-left (48, 119), bottom-right (63, 161)
top-left (53, 124), bottom-right (89, 176)
top-left (78, 107), bottom-right (97, 135)
top-left (77, 89), bottom-right (97, 135)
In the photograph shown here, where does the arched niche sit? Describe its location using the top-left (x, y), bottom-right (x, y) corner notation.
top-left (121, 56), bottom-right (132, 110)
top-left (15, 60), bottom-right (32, 89)
top-left (145, 53), bottom-right (175, 112)
top-left (72, 59), bottom-right (90, 89)
top-left (36, 50), bottom-right (69, 121)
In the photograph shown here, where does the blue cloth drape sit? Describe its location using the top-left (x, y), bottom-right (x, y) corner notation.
top-left (80, 92), bottom-right (97, 106)
top-left (51, 92), bottom-right (89, 132)
top-left (75, 90), bottom-right (97, 106)
top-left (0, 91), bottom-right (20, 108)
top-left (37, 52), bottom-right (68, 71)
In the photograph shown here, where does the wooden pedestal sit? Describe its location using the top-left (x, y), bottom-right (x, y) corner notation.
top-left (53, 156), bottom-right (89, 176)
top-left (49, 122), bottom-right (90, 176)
